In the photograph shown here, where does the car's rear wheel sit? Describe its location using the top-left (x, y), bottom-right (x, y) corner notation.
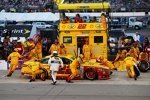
top-left (84, 68), bottom-right (97, 80)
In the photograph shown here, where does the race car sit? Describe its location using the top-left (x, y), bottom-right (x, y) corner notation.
top-left (21, 54), bottom-right (111, 80)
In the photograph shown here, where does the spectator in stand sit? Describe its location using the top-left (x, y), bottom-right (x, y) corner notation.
top-left (3, 39), bottom-right (11, 60)
top-left (139, 34), bottom-right (145, 44)
top-left (74, 14), bottom-right (83, 23)
top-left (143, 37), bottom-right (149, 51)
top-left (61, 16), bottom-right (70, 24)
top-left (16, 40), bottom-right (25, 55)
top-left (90, 16), bottom-right (98, 22)
top-left (9, 40), bottom-right (17, 53)
top-left (133, 32), bottom-right (140, 42)
top-left (0, 38), bottom-right (3, 60)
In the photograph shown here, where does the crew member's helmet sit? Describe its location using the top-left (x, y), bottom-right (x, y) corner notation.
top-left (53, 50), bottom-right (58, 56)
top-left (14, 48), bottom-right (18, 52)
top-left (96, 55), bottom-right (104, 63)
top-left (126, 53), bottom-right (130, 57)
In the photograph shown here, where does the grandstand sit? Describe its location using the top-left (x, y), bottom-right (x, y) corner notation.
top-left (0, 0), bottom-right (150, 12)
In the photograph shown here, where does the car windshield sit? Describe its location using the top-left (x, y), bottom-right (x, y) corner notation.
top-left (109, 30), bottom-right (124, 38)
top-left (39, 57), bottom-right (73, 65)
top-left (40, 58), bottom-right (49, 64)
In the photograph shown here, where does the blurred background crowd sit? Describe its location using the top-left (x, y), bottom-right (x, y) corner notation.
top-left (0, 0), bottom-right (150, 13)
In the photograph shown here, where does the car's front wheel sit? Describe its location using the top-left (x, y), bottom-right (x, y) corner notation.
top-left (84, 68), bottom-right (97, 80)
top-left (41, 68), bottom-right (49, 79)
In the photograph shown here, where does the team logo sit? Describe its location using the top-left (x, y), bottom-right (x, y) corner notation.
top-left (68, 24), bottom-right (75, 29)
top-left (96, 24), bottom-right (102, 28)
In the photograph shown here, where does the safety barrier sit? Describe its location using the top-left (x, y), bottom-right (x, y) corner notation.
top-left (7, 60), bottom-right (23, 70)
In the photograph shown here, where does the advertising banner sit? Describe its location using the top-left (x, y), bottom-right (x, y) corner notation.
top-left (2, 25), bottom-right (32, 38)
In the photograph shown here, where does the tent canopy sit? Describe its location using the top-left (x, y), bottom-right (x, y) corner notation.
top-left (0, 12), bottom-right (59, 22)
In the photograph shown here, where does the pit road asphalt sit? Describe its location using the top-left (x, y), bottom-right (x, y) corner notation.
top-left (0, 70), bottom-right (150, 100)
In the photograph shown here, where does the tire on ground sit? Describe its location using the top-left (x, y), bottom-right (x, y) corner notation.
top-left (138, 60), bottom-right (149, 72)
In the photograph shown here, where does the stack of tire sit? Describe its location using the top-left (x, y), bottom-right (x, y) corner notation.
top-left (138, 60), bottom-right (150, 72)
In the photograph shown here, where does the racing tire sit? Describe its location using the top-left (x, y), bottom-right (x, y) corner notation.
top-left (84, 68), bottom-right (97, 80)
top-left (138, 60), bottom-right (149, 72)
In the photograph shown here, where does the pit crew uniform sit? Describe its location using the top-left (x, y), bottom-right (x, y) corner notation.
top-left (59, 47), bottom-right (67, 55)
top-left (139, 52), bottom-right (148, 61)
top-left (29, 62), bottom-right (45, 82)
top-left (66, 55), bottom-right (83, 83)
top-left (35, 41), bottom-right (43, 59)
top-left (82, 44), bottom-right (92, 60)
top-left (7, 48), bottom-right (22, 76)
top-left (98, 56), bottom-right (116, 70)
top-left (124, 55), bottom-right (138, 80)
top-left (49, 44), bottom-right (60, 54)
top-left (28, 48), bottom-right (39, 61)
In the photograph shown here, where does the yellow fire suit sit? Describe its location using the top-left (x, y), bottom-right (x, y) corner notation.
top-left (120, 50), bottom-right (127, 60)
top-left (7, 51), bottom-right (22, 76)
top-left (124, 57), bottom-right (137, 78)
top-left (35, 41), bottom-right (43, 59)
top-left (101, 15), bottom-right (107, 29)
top-left (129, 48), bottom-right (138, 60)
top-left (139, 52), bottom-right (148, 61)
top-left (30, 62), bottom-right (45, 81)
top-left (22, 41), bottom-right (35, 50)
top-left (134, 47), bottom-right (140, 55)
top-left (114, 52), bottom-right (122, 62)
top-left (67, 57), bottom-right (82, 81)
top-left (28, 48), bottom-right (38, 61)
top-left (60, 48), bottom-right (67, 55)
top-left (101, 58), bottom-right (115, 70)
top-left (82, 44), bottom-right (92, 60)
top-left (49, 44), bottom-right (60, 54)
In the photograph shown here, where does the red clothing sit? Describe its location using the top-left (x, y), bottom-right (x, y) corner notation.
top-left (16, 44), bottom-right (25, 55)
top-left (74, 18), bottom-right (83, 23)
top-left (145, 45), bottom-right (150, 53)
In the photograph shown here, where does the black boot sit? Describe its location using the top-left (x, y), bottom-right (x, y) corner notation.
top-left (134, 75), bottom-right (137, 80)
top-left (51, 81), bottom-right (57, 85)
top-left (29, 79), bottom-right (35, 82)
top-left (66, 79), bottom-right (73, 83)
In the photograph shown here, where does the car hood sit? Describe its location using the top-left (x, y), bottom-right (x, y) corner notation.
top-left (81, 59), bottom-right (109, 69)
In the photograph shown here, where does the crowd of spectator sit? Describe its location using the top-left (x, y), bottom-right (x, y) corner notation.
top-left (0, 0), bottom-right (150, 13)
top-left (0, 36), bottom-right (53, 60)
top-left (0, 0), bottom-right (55, 13)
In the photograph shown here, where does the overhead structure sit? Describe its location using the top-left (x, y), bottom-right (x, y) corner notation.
top-left (58, 3), bottom-right (111, 10)
top-left (55, 1), bottom-right (111, 58)
top-left (0, 12), bottom-right (59, 22)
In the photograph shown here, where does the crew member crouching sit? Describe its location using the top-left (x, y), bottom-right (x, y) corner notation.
top-left (29, 62), bottom-right (45, 82)
top-left (66, 54), bottom-right (83, 83)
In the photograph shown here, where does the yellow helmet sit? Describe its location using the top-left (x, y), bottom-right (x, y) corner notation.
top-left (126, 53), bottom-right (130, 57)
top-left (98, 55), bottom-right (104, 60)
top-left (14, 48), bottom-right (18, 52)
